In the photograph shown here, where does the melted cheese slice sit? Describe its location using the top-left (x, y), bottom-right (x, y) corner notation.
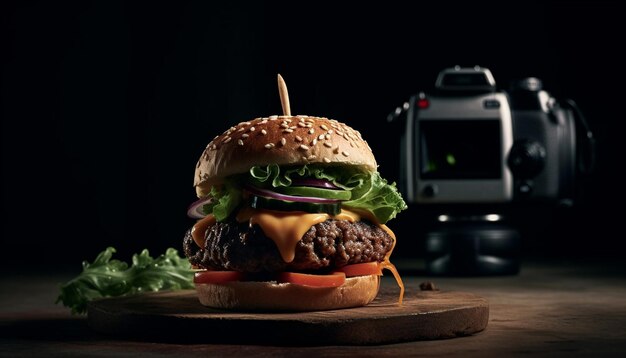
top-left (235, 208), bottom-right (361, 263)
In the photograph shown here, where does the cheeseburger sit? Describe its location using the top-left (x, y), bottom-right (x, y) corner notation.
top-left (183, 81), bottom-right (407, 311)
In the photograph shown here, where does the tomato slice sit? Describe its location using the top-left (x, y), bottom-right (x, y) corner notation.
top-left (194, 270), bottom-right (244, 284)
top-left (277, 271), bottom-right (346, 287)
top-left (336, 262), bottom-right (382, 277)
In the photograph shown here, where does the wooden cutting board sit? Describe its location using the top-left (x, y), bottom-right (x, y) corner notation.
top-left (88, 286), bottom-right (488, 345)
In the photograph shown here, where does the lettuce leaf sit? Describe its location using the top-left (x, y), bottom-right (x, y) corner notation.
top-left (56, 247), bottom-right (194, 315)
top-left (201, 164), bottom-right (406, 224)
top-left (343, 171), bottom-right (407, 223)
top-left (201, 182), bottom-right (242, 222)
top-left (248, 164), bottom-right (406, 223)
top-left (249, 164), bottom-right (364, 190)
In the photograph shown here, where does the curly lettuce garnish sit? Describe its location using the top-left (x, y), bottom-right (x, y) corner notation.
top-left (56, 247), bottom-right (194, 314)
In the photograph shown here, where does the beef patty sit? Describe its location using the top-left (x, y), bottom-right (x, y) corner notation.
top-left (183, 219), bottom-right (394, 272)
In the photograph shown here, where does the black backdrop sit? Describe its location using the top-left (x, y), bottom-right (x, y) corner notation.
top-left (2, 1), bottom-right (624, 267)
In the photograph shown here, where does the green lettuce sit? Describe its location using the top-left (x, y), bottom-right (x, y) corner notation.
top-left (56, 247), bottom-right (194, 315)
top-left (201, 182), bottom-right (242, 222)
top-left (343, 171), bottom-right (407, 223)
top-left (249, 164), bottom-right (364, 190)
top-left (202, 164), bottom-right (407, 224)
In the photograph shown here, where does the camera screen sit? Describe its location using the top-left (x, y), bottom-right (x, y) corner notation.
top-left (419, 120), bottom-right (501, 179)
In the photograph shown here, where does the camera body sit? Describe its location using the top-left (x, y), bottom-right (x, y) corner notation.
top-left (389, 66), bottom-right (594, 275)
top-left (393, 66), bottom-right (580, 205)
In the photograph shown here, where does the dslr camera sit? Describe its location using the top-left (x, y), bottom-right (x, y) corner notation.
top-left (389, 66), bottom-right (594, 275)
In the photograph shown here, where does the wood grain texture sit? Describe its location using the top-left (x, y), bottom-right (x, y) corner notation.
top-left (87, 287), bottom-right (488, 345)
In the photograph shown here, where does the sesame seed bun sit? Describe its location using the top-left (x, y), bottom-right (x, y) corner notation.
top-left (194, 116), bottom-right (377, 197)
top-left (195, 275), bottom-right (380, 311)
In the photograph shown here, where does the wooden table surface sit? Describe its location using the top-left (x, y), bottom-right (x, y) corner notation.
top-left (2, 259), bottom-right (625, 357)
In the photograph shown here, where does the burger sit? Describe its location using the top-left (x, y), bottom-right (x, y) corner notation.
top-left (183, 114), bottom-right (407, 311)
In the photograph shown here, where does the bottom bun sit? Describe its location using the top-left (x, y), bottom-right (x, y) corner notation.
top-left (195, 275), bottom-right (381, 311)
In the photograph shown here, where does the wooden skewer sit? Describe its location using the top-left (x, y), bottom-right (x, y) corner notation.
top-left (277, 74), bottom-right (291, 116)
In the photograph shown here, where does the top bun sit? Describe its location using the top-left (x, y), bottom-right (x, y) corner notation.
top-left (194, 116), bottom-right (377, 197)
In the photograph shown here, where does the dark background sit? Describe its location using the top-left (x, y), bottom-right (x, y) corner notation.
top-left (2, 1), bottom-right (624, 268)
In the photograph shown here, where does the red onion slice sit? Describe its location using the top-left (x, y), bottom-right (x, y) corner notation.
top-left (245, 185), bottom-right (341, 204)
top-left (187, 197), bottom-right (212, 219)
top-left (290, 178), bottom-right (340, 189)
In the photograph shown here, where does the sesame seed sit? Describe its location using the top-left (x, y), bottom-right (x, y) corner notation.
top-left (295, 136), bottom-right (303, 142)
top-left (279, 115), bottom-right (289, 119)
top-left (242, 133), bottom-right (249, 138)
top-left (342, 151), bottom-right (350, 157)
top-left (284, 118), bottom-right (292, 123)
top-left (299, 117), bottom-right (305, 122)
top-left (213, 135), bottom-right (219, 140)
top-left (325, 134), bottom-right (331, 140)
top-left (237, 127), bottom-right (245, 132)
top-left (308, 128), bottom-right (315, 134)
top-left (336, 130), bottom-right (343, 136)
top-left (323, 157), bottom-right (331, 163)
top-left (307, 155), bottom-right (316, 160)
top-left (312, 138), bottom-right (317, 146)
top-left (298, 115), bottom-right (308, 118)
top-left (298, 122), bottom-right (307, 127)
top-left (302, 156), bottom-right (308, 161)
top-left (323, 142), bottom-right (332, 148)
top-left (305, 123), bottom-right (313, 128)
top-left (280, 138), bottom-right (286, 146)
top-left (264, 143), bottom-right (275, 149)
top-left (249, 126), bottom-right (256, 132)
top-left (223, 136), bottom-right (232, 144)
top-left (211, 144), bottom-right (217, 150)
top-left (321, 124), bottom-right (329, 130)
top-left (289, 126), bottom-right (297, 129)
top-left (237, 139), bottom-right (244, 146)
top-left (318, 134), bottom-right (325, 140)
top-left (261, 119), bottom-right (268, 124)
top-left (280, 123), bottom-right (289, 129)
top-left (261, 129), bottom-right (267, 135)
top-left (244, 122), bottom-right (251, 126)
top-left (269, 115), bottom-right (278, 120)
top-left (328, 130), bottom-right (333, 134)
top-left (299, 144), bottom-right (309, 151)
top-left (283, 129), bottom-right (293, 133)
